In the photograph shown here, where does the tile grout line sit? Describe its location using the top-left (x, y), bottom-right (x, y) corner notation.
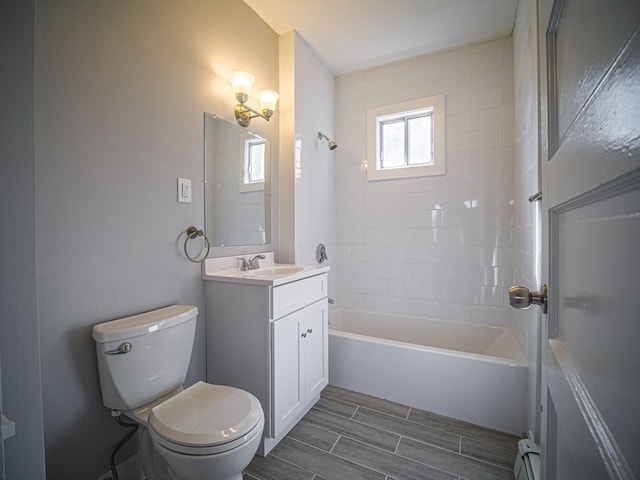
top-left (334, 431), bottom-right (463, 480)
top-left (321, 395), bottom-right (519, 470)
top-left (329, 433), bottom-right (342, 454)
top-left (323, 388), bottom-right (519, 473)
top-left (322, 392), bottom-right (410, 421)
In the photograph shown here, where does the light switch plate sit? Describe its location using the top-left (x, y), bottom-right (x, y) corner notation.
top-left (177, 177), bottom-right (192, 203)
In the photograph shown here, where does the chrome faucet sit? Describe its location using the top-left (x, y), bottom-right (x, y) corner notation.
top-left (238, 254), bottom-right (266, 271)
top-left (249, 254), bottom-right (266, 270)
top-left (238, 257), bottom-right (250, 271)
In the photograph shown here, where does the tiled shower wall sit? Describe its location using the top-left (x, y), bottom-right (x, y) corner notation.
top-left (334, 36), bottom-right (515, 327)
top-left (512, 0), bottom-right (542, 440)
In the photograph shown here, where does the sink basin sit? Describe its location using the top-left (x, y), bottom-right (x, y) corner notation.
top-left (250, 265), bottom-right (304, 277)
top-left (203, 255), bottom-right (328, 285)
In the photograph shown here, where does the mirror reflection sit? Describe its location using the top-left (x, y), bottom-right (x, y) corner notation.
top-left (204, 113), bottom-right (271, 247)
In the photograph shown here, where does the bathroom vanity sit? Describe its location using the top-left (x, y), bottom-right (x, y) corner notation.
top-left (203, 254), bottom-right (329, 456)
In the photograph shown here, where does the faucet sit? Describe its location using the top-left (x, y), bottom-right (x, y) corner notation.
top-left (249, 254), bottom-right (266, 270)
top-left (238, 254), bottom-right (266, 271)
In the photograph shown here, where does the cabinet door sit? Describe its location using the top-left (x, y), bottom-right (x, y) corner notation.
top-left (271, 310), bottom-right (303, 437)
top-left (302, 300), bottom-right (328, 400)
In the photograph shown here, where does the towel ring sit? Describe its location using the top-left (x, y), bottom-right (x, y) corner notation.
top-left (183, 226), bottom-right (210, 263)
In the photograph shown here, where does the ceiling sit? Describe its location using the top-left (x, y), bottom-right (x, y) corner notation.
top-left (243, 0), bottom-right (519, 76)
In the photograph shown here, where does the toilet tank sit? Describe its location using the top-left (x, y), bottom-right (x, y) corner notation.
top-left (92, 305), bottom-right (198, 411)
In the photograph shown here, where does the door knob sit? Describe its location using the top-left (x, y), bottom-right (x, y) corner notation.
top-left (509, 284), bottom-right (548, 314)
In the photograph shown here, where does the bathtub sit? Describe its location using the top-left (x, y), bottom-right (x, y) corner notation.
top-left (328, 309), bottom-right (528, 435)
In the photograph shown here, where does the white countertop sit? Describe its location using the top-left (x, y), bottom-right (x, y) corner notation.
top-left (202, 253), bottom-right (329, 286)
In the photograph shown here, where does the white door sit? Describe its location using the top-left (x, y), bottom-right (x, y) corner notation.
top-left (538, 0), bottom-right (640, 478)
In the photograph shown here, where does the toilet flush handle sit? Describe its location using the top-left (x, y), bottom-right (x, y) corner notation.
top-left (105, 342), bottom-right (133, 355)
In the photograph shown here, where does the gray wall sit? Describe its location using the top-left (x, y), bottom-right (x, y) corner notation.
top-left (0, 1), bottom-right (47, 479)
top-left (0, 1), bottom-right (280, 479)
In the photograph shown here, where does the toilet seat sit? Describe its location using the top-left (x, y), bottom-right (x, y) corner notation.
top-left (148, 381), bottom-right (264, 456)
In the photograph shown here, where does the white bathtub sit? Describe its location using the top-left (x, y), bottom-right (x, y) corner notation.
top-left (328, 309), bottom-right (528, 435)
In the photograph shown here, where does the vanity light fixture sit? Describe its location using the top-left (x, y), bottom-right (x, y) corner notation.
top-left (230, 71), bottom-right (279, 127)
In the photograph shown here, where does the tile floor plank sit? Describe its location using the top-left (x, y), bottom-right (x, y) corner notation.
top-left (244, 453), bottom-right (315, 480)
top-left (271, 437), bottom-right (387, 480)
top-left (287, 419), bottom-right (339, 452)
top-left (461, 436), bottom-right (518, 470)
top-left (332, 436), bottom-right (459, 480)
top-left (397, 437), bottom-right (514, 480)
top-left (303, 407), bottom-right (400, 452)
top-left (322, 385), bottom-right (410, 419)
top-left (408, 408), bottom-right (521, 447)
top-left (313, 395), bottom-right (359, 418)
top-left (353, 407), bottom-right (460, 453)
top-left (244, 386), bottom-right (521, 480)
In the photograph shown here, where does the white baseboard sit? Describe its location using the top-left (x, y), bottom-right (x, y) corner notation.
top-left (96, 453), bottom-right (144, 480)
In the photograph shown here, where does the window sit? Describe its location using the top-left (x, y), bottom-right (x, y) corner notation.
top-left (367, 94), bottom-right (445, 181)
top-left (240, 138), bottom-right (265, 192)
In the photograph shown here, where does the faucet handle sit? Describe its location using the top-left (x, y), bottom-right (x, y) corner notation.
top-left (238, 257), bottom-right (250, 271)
top-left (249, 254), bottom-right (266, 269)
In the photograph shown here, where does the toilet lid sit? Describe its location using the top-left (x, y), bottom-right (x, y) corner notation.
top-left (148, 381), bottom-right (263, 455)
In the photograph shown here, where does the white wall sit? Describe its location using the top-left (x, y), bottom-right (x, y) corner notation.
top-left (512, 0), bottom-right (542, 441)
top-left (33, 2), bottom-right (278, 479)
top-left (335, 37), bottom-right (515, 326)
top-left (280, 32), bottom-right (337, 299)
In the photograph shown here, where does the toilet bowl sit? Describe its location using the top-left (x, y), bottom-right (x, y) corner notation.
top-left (141, 381), bottom-right (263, 480)
top-left (92, 305), bottom-right (263, 480)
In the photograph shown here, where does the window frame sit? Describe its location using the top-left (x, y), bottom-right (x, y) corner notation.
top-left (367, 94), bottom-right (445, 181)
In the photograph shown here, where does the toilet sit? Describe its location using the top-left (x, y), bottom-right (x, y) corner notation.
top-left (92, 305), bottom-right (264, 480)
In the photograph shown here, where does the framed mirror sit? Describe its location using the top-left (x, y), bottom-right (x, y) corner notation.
top-left (204, 113), bottom-right (271, 247)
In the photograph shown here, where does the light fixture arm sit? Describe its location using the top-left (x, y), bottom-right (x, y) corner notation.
top-left (234, 101), bottom-right (273, 128)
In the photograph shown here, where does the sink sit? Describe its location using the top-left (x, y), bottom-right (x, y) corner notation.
top-left (203, 255), bottom-right (328, 286)
top-left (250, 265), bottom-right (304, 277)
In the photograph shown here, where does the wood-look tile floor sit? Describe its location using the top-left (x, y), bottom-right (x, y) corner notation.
top-left (243, 385), bottom-right (521, 480)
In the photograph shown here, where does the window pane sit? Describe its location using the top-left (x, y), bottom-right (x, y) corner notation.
top-left (408, 115), bottom-right (432, 166)
top-left (381, 120), bottom-right (405, 169)
top-left (248, 142), bottom-right (265, 183)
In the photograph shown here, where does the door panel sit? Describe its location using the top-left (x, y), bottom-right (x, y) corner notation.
top-left (540, 0), bottom-right (640, 478)
top-left (271, 311), bottom-right (302, 437)
top-left (554, 0), bottom-right (640, 140)
top-left (550, 177), bottom-right (640, 478)
top-left (303, 300), bottom-right (328, 398)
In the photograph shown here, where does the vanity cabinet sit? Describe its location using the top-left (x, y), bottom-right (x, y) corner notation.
top-left (204, 271), bottom-right (328, 456)
top-left (272, 298), bottom-right (327, 437)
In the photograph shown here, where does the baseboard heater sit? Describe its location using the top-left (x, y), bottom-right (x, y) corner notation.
top-left (514, 439), bottom-right (541, 480)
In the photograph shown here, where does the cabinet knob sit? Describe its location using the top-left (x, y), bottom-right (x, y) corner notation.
top-left (307, 328), bottom-right (313, 334)
top-left (301, 332), bottom-right (307, 338)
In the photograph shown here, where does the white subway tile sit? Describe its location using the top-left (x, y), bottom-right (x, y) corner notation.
top-left (412, 300), bottom-right (471, 323)
top-left (472, 66), bottom-right (513, 91)
top-left (446, 88), bottom-right (503, 115)
top-left (470, 305), bottom-right (510, 326)
top-left (439, 48), bottom-right (504, 79)
top-left (335, 37), bottom-right (516, 328)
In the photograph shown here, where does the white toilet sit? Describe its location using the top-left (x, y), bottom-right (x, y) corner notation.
top-left (92, 305), bottom-right (264, 480)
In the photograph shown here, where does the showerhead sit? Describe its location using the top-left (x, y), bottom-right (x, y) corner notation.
top-left (318, 132), bottom-right (338, 150)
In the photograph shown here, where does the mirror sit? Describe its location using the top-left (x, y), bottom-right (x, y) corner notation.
top-left (204, 113), bottom-right (271, 247)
